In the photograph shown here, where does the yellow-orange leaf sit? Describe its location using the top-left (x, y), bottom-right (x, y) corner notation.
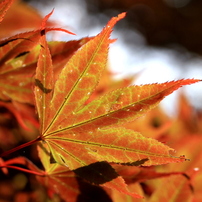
top-left (34, 13), bottom-right (200, 171)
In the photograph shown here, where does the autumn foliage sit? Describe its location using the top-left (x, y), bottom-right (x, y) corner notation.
top-left (0, 1), bottom-right (202, 201)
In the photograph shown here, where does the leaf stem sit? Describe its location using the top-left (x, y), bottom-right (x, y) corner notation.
top-left (0, 165), bottom-right (45, 176)
top-left (0, 136), bottom-right (42, 157)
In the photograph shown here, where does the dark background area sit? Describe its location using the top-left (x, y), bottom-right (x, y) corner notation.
top-left (23, 0), bottom-right (202, 54)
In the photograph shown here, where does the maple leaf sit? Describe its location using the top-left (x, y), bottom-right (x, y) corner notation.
top-left (0, 10), bottom-right (75, 103)
top-left (34, 12), bottom-right (200, 171)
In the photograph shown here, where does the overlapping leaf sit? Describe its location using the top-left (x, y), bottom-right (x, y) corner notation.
top-left (114, 165), bottom-right (185, 184)
top-left (0, 0), bottom-right (14, 24)
top-left (34, 12), bottom-right (200, 172)
top-left (0, 144), bottom-right (143, 201)
top-left (149, 174), bottom-right (193, 202)
top-left (0, 156), bottom-right (79, 202)
top-left (108, 182), bottom-right (144, 202)
top-left (0, 10), bottom-right (75, 103)
top-left (0, 101), bottom-right (39, 131)
top-left (0, 0), bottom-right (53, 38)
top-left (0, 39), bottom-right (92, 104)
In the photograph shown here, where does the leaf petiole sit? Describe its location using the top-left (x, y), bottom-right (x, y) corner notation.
top-left (0, 136), bottom-right (42, 157)
top-left (0, 165), bottom-right (45, 176)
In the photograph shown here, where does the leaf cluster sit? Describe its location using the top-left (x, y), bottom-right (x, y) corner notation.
top-left (0, 1), bottom-right (201, 201)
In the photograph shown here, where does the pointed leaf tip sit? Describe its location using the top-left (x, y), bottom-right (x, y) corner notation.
top-left (41, 9), bottom-right (54, 29)
top-left (117, 12), bottom-right (126, 20)
top-left (106, 12), bottom-right (126, 28)
top-left (180, 78), bottom-right (201, 85)
top-left (41, 9), bottom-right (75, 36)
top-left (119, 12), bottom-right (127, 18)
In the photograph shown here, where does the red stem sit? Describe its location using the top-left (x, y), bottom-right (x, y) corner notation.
top-left (0, 136), bottom-right (42, 157)
top-left (0, 165), bottom-right (45, 176)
